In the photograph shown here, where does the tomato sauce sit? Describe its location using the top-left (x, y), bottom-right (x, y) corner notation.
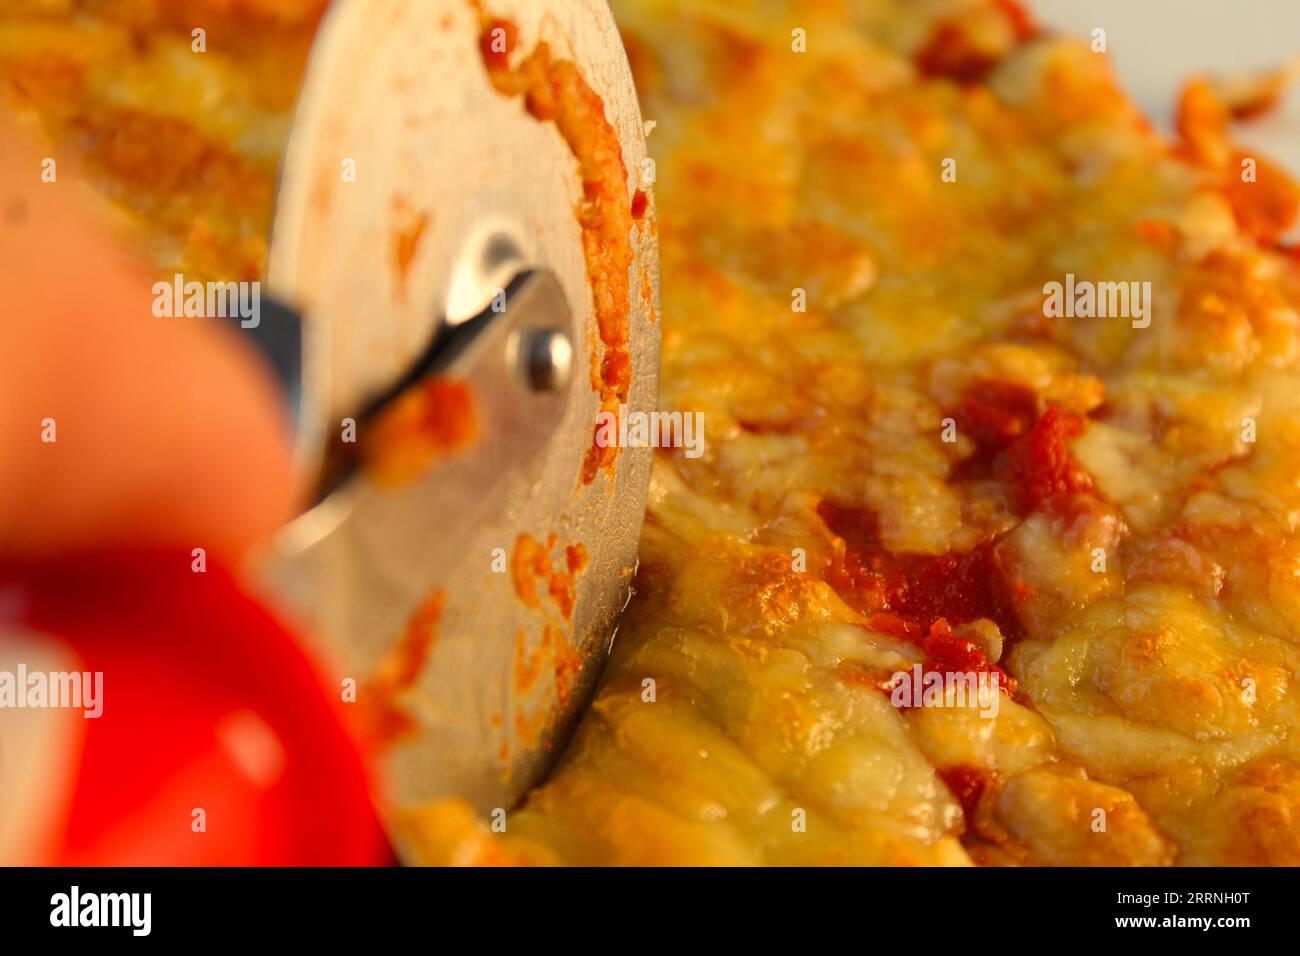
top-left (938, 764), bottom-right (994, 826)
top-left (818, 501), bottom-right (1026, 651)
top-left (913, 1), bottom-right (1037, 85)
top-left (478, 17), bottom-right (517, 72)
top-left (950, 380), bottom-right (1093, 514)
top-left (477, 11), bottom-right (635, 487)
top-left (366, 589), bottom-right (446, 744)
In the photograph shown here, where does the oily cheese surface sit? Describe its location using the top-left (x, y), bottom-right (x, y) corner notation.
top-left (422, 0), bottom-right (1300, 866)
top-left (5, 0), bottom-right (1300, 865)
top-left (0, 0), bottom-right (326, 282)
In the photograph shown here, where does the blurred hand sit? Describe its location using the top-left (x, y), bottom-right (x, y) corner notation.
top-left (0, 114), bottom-right (294, 561)
top-left (0, 117), bottom-right (386, 866)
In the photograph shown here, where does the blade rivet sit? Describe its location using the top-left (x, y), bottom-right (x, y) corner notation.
top-left (521, 328), bottom-right (573, 392)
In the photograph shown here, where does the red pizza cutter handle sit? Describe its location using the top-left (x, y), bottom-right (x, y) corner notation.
top-left (0, 550), bottom-right (389, 866)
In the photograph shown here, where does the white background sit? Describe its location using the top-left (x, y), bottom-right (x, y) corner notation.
top-left (1034, 0), bottom-right (1300, 168)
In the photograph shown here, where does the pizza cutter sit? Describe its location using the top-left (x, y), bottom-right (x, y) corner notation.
top-left (252, 0), bottom-right (659, 844)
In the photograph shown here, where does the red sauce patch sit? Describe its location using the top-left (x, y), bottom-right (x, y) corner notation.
top-left (821, 383), bottom-right (1095, 657)
top-left (366, 589), bottom-right (446, 744)
top-left (1224, 151), bottom-right (1300, 241)
top-left (818, 501), bottom-right (1026, 646)
top-left (478, 17), bottom-right (517, 71)
top-left (565, 543), bottom-right (590, 576)
top-left (938, 765), bottom-right (995, 826)
top-left (994, 0), bottom-right (1039, 42)
top-left (477, 12), bottom-right (634, 486)
top-left (1004, 406), bottom-right (1093, 513)
top-left (1135, 218), bottom-right (1176, 250)
top-left (510, 533), bottom-right (551, 610)
top-left (835, 662), bottom-right (900, 694)
top-left (601, 348), bottom-right (633, 396)
top-left (550, 623), bottom-right (583, 707)
top-left (508, 534), bottom-right (590, 753)
top-left (915, 3), bottom-right (1037, 85)
top-left (363, 378), bottom-right (479, 486)
top-left (391, 202), bottom-right (428, 303)
top-left (511, 624), bottom-right (584, 741)
top-left (913, 23), bottom-right (998, 85)
top-left (511, 534), bottom-right (585, 621)
top-left (952, 380), bottom-right (1038, 457)
top-left (949, 380), bottom-right (1093, 514)
top-left (1174, 76), bottom-right (1300, 240)
top-left (631, 188), bottom-right (648, 220)
top-left (873, 617), bottom-right (1017, 696)
top-left (512, 627), bottom-right (546, 695)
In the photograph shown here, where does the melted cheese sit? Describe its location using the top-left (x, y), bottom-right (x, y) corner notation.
top-left (447, 0), bottom-right (1300, 865)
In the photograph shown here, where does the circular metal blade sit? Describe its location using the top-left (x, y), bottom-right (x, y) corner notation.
top-left (260, 0), bottom-right (658, 830)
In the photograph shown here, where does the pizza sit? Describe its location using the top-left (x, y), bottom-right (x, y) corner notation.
top-left (6, 0), bottom-right (1300, 866)
top-left (407, 0), bottom-right (1300, 866)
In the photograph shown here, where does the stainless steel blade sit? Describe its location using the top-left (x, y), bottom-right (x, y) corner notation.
top-left (258, 0), bottom-right (659, 839)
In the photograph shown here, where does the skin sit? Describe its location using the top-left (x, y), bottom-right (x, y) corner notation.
top-left (0, 117), bottom-right (294, 561)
